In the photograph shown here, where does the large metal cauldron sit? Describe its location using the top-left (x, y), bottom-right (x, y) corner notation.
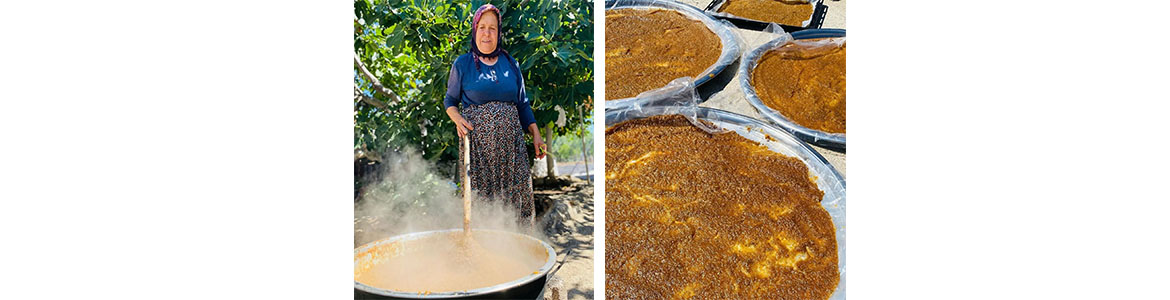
top-left (354, 229), bottom-right (557, 299)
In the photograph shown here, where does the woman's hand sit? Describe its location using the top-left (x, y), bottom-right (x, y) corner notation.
top-left (528, 123), bottom-right (546, 159)
top-left (533, 134), bottom-right (547, 159)
top-left (446, 107), bottom-right (474, 138)
top-left (453, 116), bottom-right (474, 138)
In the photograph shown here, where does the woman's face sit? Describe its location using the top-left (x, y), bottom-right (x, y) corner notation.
top-left (475, 11), bottom-right (499, 54)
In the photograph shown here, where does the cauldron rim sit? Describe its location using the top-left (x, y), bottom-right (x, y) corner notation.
top-left (354, 229), bottom-right (556, 299)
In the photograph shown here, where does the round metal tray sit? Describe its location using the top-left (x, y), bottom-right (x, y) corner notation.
top-left (605, 106), bottom-right (846, 300)
top-left (739, 28), bottom-right (846, 151)
top-left (604, 0), bottom-right (741, 109)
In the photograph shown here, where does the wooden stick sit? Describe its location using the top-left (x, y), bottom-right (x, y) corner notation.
top-left (462, 134), bottom-right (472, 234)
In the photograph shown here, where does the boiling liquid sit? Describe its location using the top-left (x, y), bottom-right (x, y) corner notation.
top-left (354, 231), bottom-right (547, 293)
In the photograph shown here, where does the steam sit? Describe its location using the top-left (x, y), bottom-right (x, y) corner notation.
top-left (354, 147), bottom-right (539, 247)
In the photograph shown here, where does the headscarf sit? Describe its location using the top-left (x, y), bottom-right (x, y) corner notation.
top-left (470, 4), bottom-right (504, 59)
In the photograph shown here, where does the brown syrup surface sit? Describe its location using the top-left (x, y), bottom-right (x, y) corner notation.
top-left (354, 231), bottom-right (547, 293)
top-left (752, 39), bottom-right (846, 134)
top-left (718, 0), bottom-right (813, 26)
top-left (605, 8), bottom-right (721, 100)
top-left (604, 115), bottom-right (839, 299)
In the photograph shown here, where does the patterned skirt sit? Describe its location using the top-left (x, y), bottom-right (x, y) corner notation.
top-left (459, 101), bottom-right (534, 224)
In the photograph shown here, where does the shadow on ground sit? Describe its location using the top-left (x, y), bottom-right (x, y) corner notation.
top-left (535, 177), bottom-right (594, 300)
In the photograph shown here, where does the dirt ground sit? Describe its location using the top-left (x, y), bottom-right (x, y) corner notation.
top-left (535, 177), bottom-right (595, 300)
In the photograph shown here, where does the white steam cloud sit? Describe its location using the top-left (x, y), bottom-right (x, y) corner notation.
top-left (354, 147), bottom-right (540, 247)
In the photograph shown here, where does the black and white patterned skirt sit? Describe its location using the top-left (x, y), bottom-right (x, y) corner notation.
top-left (459, 101), bottom-right (534, 224)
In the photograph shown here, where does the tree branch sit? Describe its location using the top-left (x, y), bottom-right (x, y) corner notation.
top-left (354, 54), bottom-right (401, 106)
top-left (354, 85), bottom-right (388, 110)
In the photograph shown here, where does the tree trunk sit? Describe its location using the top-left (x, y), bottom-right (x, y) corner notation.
top-left (580, 107), bottom-right (590, 183)
top-left (545, 122), bottom-right (556, 179)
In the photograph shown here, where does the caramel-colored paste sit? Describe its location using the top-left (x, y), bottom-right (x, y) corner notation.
top-left (718, 0), bottom-right (813, 26)
top-left (752, 39), bottom-right (846, 134)
top-left (605, 8), bottom-right (721, 100)
top-left (605, 115), bottom-right (839, 300)
top-left (354, 231), bottom-right (547, 293)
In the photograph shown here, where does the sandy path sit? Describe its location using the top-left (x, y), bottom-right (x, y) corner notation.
top-left (537, 179), bottom-right (595, 300)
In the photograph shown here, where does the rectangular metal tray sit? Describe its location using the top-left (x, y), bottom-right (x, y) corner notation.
top-left (704, 0), bottom-right (828, 32)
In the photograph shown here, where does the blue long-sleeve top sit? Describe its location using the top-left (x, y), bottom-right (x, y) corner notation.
top-left (443, 53), bottom-right (536, 128)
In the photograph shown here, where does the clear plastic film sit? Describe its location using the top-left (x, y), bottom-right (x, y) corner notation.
top-left (738, 29), bottom-right (846, 151)
top-left (705, 0), bottom-right (823, 29)
top-left (605, 76), bottom-right (727, 134)
top-left (604, 0), bottom-right (742, 106)
top-left (777, 35), bottom-right (845, 57)
top-left (759, 21), bottom-right (788, 35)
top-left (605, 105), bottom-right (847, 300)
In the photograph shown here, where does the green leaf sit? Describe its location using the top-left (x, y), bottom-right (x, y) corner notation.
top-left (544, 12), bottom-right (561, 37)
top-left (385, 25), bottom-right (406, 52)
top-left (529, 88), bottom-right (542, 105)
top-left (521, 53), bottom-right (539, 70)
top-left (574, 48), bottom-right (592, 62)
top-left (540, 0), bottom-right (553, 14)
top-left (553, 45), bottom-right (572, 65)
top-left (382, 23), bottom-right (396, 36)
top-left (525, 30), bottom-right (542, 41)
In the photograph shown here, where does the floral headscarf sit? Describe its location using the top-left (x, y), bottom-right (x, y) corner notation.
top-left (470, 4), bottom-right (504, 59)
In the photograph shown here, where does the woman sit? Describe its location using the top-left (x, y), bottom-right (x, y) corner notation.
top-left (443, 4), bottom-right (546, 225)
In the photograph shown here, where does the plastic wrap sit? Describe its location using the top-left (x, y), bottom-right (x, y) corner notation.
top-left (604, 0), bottom-right (742, 108)
top-left (606, 105), bottom-right (846, 300)
top-left (606, 77), bottom-right (727, 133)
top-left (738, 28), bottom-right (846, 151)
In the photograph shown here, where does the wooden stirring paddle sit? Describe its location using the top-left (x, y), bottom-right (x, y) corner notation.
top-left (462, 134), bottom-right (472, 236)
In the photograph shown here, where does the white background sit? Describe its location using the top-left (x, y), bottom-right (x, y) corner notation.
top-left (1, 0), bottom-right (1168, 299)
